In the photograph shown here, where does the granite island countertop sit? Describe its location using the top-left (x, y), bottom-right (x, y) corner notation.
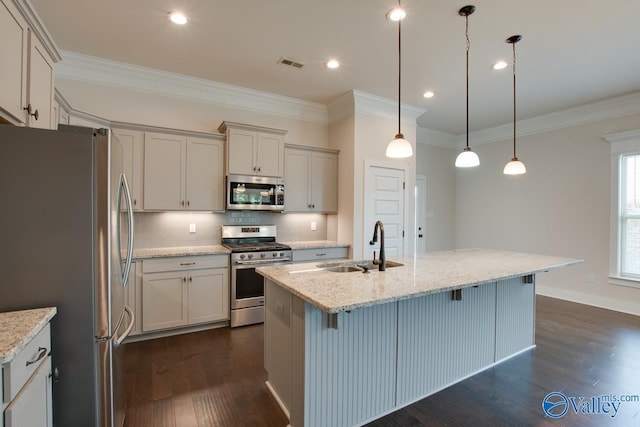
top-left (0, 307), bottom-right (57, 364)
top-left (257, 248), bottom-right (581, 314)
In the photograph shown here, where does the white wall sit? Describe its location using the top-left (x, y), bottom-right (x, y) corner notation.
top-left (329, 114), bottom-right (355, 254)
top-left (454, 112), bottom-right (640, 316)
top-left (415, 143), bottom-right (456, 251)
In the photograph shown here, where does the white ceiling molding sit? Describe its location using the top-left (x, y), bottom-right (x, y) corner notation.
top-left (446, 90), bottom-right (640, 148)
top-left (416, 127), bottom-right (457, 148)
top-left (56, 50), bottom-right (329, 124)
top-left (352, 90), bottom-right (425, 124)
top-left (327, 92), bottom-right (355, 123)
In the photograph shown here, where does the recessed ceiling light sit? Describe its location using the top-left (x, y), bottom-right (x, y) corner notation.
top-left (387, 7), bottom-right (406, 21)
top-left (492, 61), bottom-right (507, 70)
top-left (326, 59), bottom-right (340, 69)
top-left (423, 91), bottom-right (435, 98)
top-left (169, 12), bottom-right (187, 25)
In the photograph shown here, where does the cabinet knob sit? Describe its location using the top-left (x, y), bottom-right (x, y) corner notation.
top-left (133, 199), bottom-right (137, 206)
top-left (183, 277), bottom-right (187, 282)
top-left (181, 200), bottom-right (185, 206)
top-left (189, 277), bottom-right (192, 282)
top-left (258, 167), bottom-right (261, 172)
top-left (253, 166), bottom-right (257, 171)
top-left (187, 200), bottom-right (190, 207)
top-left (312, 204), bottom-right (315, 208)
top-left (23, 104), bottom-right (39, 120)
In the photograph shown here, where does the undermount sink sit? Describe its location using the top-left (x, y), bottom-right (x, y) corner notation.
top-left (323, 266), bottom-right (362, 273)
top-left (319, 260), bottom-right (404, 272)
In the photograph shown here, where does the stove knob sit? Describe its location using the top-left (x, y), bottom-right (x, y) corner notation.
top-left (261, 253), bottom-right (266, 258)
top-left (248, 254), bottom-right (254, 259)
top-left (240, 254), bottom-right (246, 260)
top-left (279, 252), bottom-right (284, 257)
top-left (273, 252), bottom-right (278, 257)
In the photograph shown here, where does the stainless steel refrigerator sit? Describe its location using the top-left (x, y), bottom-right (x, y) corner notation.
top-left (0, 124), bottom-right (135, 427)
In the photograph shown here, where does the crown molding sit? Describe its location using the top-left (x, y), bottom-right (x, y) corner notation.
top-left (416, 127), bottom-right (457, 149)
top-left (56, 50), bottom-right (329, 124)
top-left (352, 90), bottom-right (426, 124)
top-left (13, 0), bottom-right (61, 62)
top-left (446, 91), bottom-right (640, 148)
top-left (602, 129), bottom-right (640, 155)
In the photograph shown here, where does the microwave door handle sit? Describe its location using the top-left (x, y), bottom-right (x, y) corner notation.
top-left (120, 174), bottom-right (135, 286)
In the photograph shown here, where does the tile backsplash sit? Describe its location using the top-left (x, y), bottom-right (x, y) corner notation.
top-left (131, 211), bottom-right (332, 248)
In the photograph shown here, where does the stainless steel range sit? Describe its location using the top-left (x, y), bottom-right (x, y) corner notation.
top-left (222, 225), bottom-right (291, 327)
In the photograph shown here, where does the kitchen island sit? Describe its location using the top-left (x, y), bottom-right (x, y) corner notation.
top-left (257, 249), bottom-right (580, 427)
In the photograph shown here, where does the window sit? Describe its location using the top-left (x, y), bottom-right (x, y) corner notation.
top-left (605, 129), bottom-right (640, 287)
top-left (619, 154), bottom-right (640, 279)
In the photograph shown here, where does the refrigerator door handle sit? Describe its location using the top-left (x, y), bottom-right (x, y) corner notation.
top-left (119, 174), bottom-right (135, 287)
top-left (113, 305), bottom-right (134, 348)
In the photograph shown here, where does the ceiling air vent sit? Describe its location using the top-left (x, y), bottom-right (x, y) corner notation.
top-left (277, 57), bottom-right (305, 69)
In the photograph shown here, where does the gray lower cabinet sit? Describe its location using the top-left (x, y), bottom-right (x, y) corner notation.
top-left (2, 324), bottom-right (53, 427)
top-left (141, 255), bottom-right (229, 333)
top-left (292, 247), bottom-right (348, 263)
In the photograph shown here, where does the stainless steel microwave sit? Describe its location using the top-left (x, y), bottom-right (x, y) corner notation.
top-left (226, 174), bottom-right (285, 211)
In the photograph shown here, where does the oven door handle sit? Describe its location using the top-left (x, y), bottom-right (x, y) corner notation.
top-left (235, 258), bottom-right (291, 265)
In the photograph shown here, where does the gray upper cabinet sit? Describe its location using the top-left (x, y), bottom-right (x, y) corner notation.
top-left (219, 121), bottom-right (287, 178)
top-left (284, 145), bottom-right (339, 213)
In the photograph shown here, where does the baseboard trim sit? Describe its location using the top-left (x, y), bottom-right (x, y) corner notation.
top-left (536, 285), bottom-right (640, 317)
top-left (265, 381), bottom-right (290, 420)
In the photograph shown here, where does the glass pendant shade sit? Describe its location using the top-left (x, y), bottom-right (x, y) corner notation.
top-left (455, 147), bottom-right (480, 167)
top-left (386, 133), bottom-right (413, 158)
top-left (503, 158), bottom-right (526, 175)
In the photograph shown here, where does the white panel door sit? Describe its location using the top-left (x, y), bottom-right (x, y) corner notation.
top-left (415, 175), bottom-right (427, 253)
top-left (284, 148), bottom-right (311, 211)
top-left (26, 31), bottom-right (55, 129)
top-left (188, 268), bottom-right (229, 324)
top-left (311, 152), bottom-right (338, 212)
top-left (364, 164), bottom-right (406, 260)
top-left (112, 129), bottom-right (144, 210)
top-left (142, 272), bottom-right (188, 331)
top-left (227, 128), bottom-right (257, 175)
top-left (256, 132), bottom-right (284, 177)
top-left (0, 0), bottom-right (28, 124)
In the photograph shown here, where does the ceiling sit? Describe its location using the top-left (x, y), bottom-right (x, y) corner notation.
top-left (30, 0), bottom-right (640, 135)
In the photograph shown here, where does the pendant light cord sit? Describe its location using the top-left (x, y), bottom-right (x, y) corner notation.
top-left (512, 41), bottom-right (517, 158)
top-left (465, 14), bottom-right (470, 149)
top-left (397, 15), bottom-right (402, 136)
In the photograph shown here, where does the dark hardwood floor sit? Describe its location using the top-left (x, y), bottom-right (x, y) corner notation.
top-left (123, 296), bottom-right (640, 426)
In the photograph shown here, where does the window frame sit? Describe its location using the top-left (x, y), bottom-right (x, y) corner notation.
top-left (605, 129), bottom-right (640, 289)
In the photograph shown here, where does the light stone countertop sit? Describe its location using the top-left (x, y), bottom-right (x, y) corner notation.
top-left (132, 245), bottom-right (230, 259)
top-left (257, 248), bottom-right (582, 314)
top-left (0, 307), bottom-right (57, 364)
top-left (283, 241), bottom-right (350, 250)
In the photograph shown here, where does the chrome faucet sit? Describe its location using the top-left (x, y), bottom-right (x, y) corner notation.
top-left (369, 220), bottom-right (385, 271)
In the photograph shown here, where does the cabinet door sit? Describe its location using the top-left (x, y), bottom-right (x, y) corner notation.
top-left (144, 133), bottom-right (186, 210)
top-left (227, 128), bottom-right (257, 175)
top-left (186, 137), bottom-right (224, 211)
top-left (0, 0), bottom-right (28, 124)
top-left (311, 152), bottom-right (338, 212)
top-left (188, 268), bottom-right (229, 325)
top-left (142, 272), bottom-right (188, 331)
top-left (5, 356), bottom-right (52, 427)
top-left (113, 129), bottom-right (144, 211)
top-left (26, 31), bottom-right (55, 129)
top-left (284, 149), bottom-right (311, 211)
top-left (256, 133), bottom-right (284, 177)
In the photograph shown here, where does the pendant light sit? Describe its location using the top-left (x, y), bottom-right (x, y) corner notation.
top-left (385, 2), bottom-right (413, 159)
top-left (455, 5), bottom-right (479, 168)
top-left (503, 35), bottom-right (526, 175)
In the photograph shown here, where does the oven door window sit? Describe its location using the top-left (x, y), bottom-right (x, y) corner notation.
top-left (235, 267), bottom-right (264, 299)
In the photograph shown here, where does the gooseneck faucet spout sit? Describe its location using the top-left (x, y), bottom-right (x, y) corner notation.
top-left (369, 220), bottom-right (386, 271)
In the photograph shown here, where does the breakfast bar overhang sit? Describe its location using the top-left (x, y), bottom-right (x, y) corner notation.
top-left (257, 249), bottom-right (581, 427)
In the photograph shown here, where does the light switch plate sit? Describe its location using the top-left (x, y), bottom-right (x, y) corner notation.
top-left (311, 221), bottom-right (317, 231)
top-left (189, 223), bottom-right (196, 233)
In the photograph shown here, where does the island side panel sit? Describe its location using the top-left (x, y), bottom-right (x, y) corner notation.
top-left (302, 302), bottom-right (398, 427)
top-left (290, 293), bottom-right (306, 427)
top-left (396, 283), bottom-right (497, 406)
top-left (495, 276), bottom-right (536, 361)
top-left (264, 279), bottom-right (293, 413)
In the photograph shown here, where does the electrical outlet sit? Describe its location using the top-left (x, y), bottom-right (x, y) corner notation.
top-left (276, 301), bottom-right (284, 313)
top-left (587, 273), bottom-right (596, 283)
top-left (189, 223), bottom-right (196, 233)
top-left (311, 221), bottom-right (317, 231)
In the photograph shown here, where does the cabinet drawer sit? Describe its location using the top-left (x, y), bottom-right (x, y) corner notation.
top-left (142, 255), bottom-right (228, 273)
top-left (3, 323), bottom-right (50, 403)
top-left (292, 247), bottom-right (348, 263)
